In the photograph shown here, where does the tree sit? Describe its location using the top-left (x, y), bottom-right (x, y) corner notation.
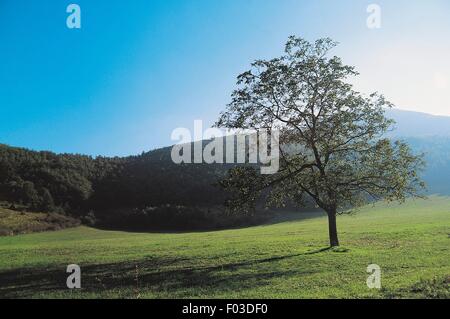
top-left (22, 181), bottom-right (39, 207)
top-left (39, 188), bottom-right (55, 212)
top-left (216, 37), bottom-right (425, 247)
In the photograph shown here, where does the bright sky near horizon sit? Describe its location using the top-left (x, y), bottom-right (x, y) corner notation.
top-left (1, 0), bottom-right (449, 156)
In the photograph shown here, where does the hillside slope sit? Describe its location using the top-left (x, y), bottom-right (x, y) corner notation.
top-left (0, 206), bottom-right (80, 236)
top-left (387, 109), bottom-right (450, 138)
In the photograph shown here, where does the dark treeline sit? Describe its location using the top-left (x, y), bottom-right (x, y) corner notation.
top-left (0, 144), bottom-right (239, 230)
top-left (0, 144), bottom-right (113, 213)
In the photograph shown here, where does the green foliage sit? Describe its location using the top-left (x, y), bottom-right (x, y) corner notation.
top-left (0, 144), bottom-right (108, 213)
top-left (39, 188), bottom-right (55, 212)
top-left (0, 144), bottom-right (229, 228)
top-left (22, 181), bottom-right (39, 207)
top-left (215, 37), bottom-right (425, 246)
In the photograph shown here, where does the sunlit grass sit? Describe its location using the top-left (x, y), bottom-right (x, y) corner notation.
top-left (0, 196), bottom-right (449, 298)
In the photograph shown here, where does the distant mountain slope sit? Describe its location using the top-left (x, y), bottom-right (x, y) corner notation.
top-left (402, 136), bottom-right (450, 195)
top-left (384, 109), bottom-right (450, 194)
top-left (386, 109), bottom-right (450, 137)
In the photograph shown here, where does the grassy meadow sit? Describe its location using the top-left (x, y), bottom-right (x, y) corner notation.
top-left (0, 196), bottom-right (449, 299)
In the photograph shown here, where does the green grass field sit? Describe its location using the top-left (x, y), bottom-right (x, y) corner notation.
top-left (0, 196), bottom-right (449, 299)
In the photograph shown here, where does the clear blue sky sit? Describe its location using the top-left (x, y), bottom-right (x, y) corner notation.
top-left (1, 0), bottom-right (449, 156)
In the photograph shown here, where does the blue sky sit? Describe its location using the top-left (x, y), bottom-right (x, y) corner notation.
top-left (1, 0), bottom-right (449, 156)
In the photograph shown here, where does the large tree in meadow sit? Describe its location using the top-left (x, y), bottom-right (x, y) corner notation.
top-left (216, 37), bottom-right (425, 247)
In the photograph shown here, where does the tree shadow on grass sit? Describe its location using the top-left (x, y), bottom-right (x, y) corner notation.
top-left (0, 252), bottom-right (320, 298)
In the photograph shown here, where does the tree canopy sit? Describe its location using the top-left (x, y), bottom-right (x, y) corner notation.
top-left (216, 37), bottom-right (425, 247)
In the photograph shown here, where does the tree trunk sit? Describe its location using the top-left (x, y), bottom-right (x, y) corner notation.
top-left (327, 210), bottom-right (340, 247)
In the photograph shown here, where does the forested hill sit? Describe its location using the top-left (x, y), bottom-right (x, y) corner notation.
top-left (0, 144), bottom-right (229, 218)
top-left (1, 110), bottom-right (450, 230)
